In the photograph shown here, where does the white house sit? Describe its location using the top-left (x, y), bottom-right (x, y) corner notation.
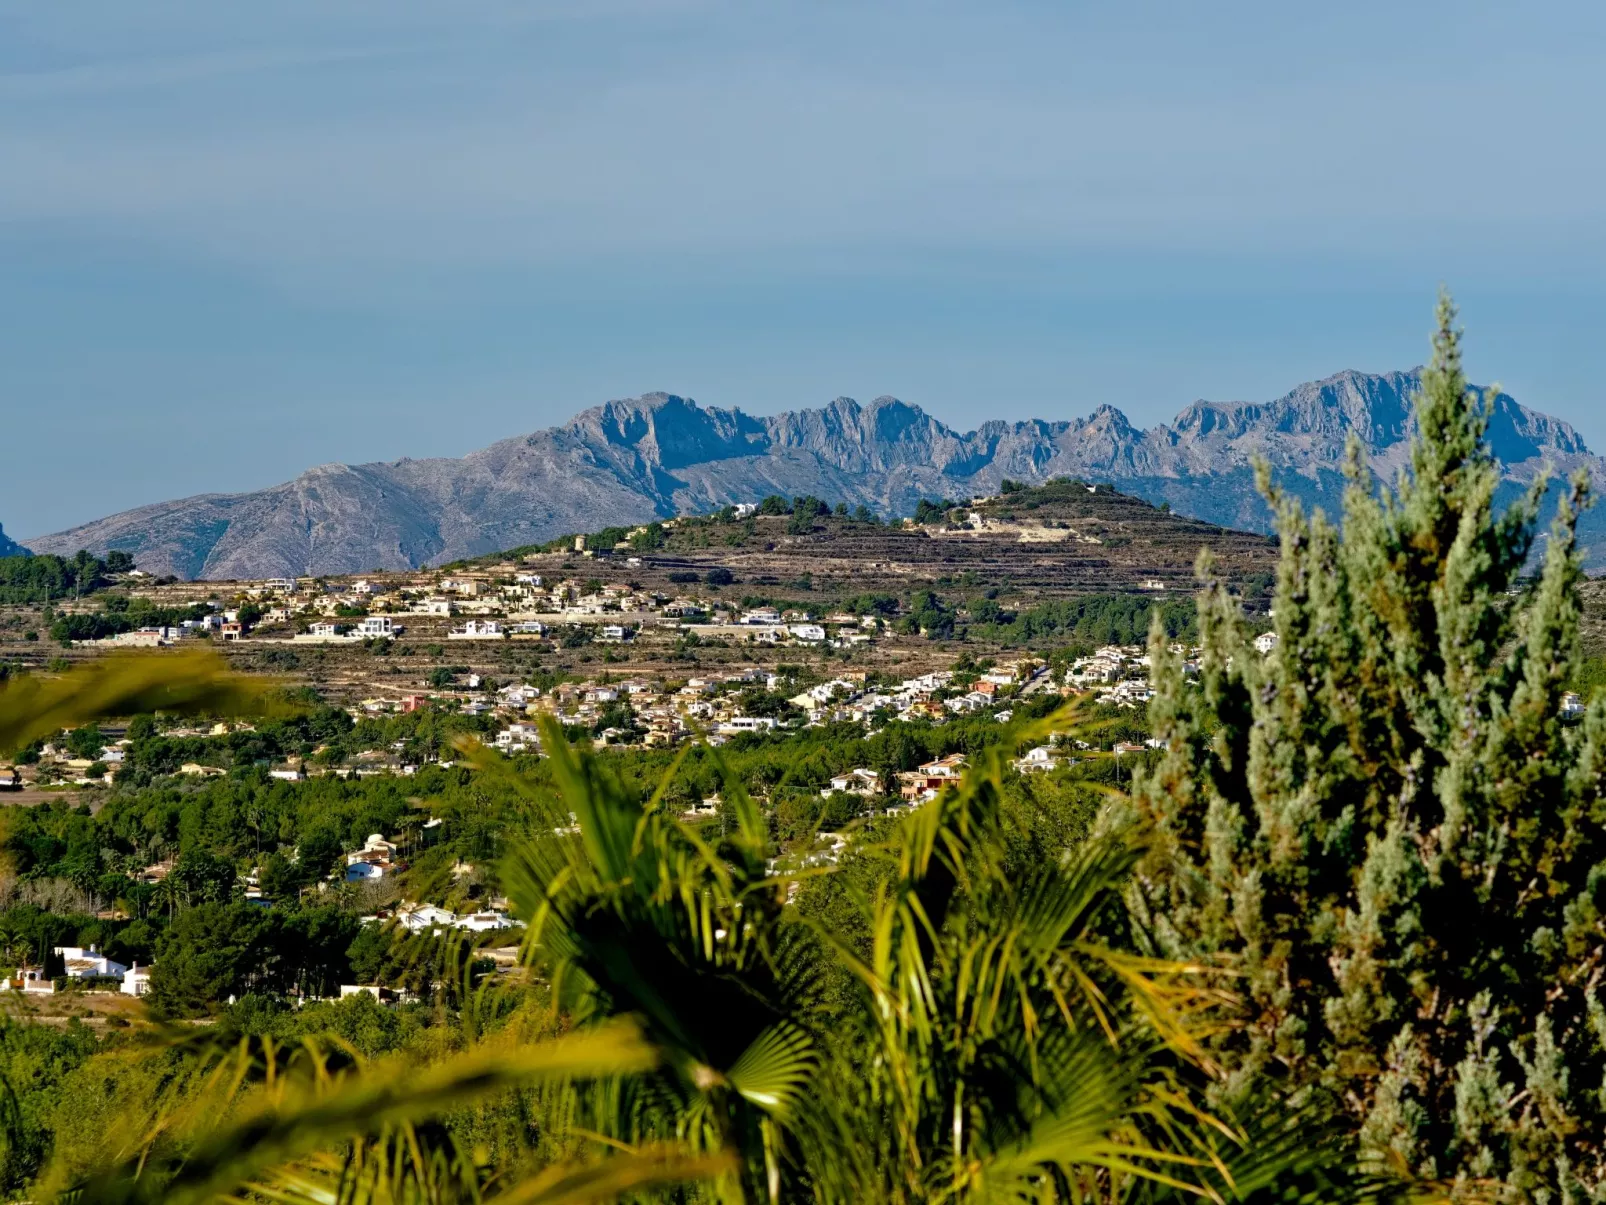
top-left (822, 768), bottom-right (881, 798)
top-left (1013, 745), bottom-right (1060, 773)
top-left (1253, 631), bottom-right (1280, 654)
top-left (495, 723), bottom-right (542, 753)
top-left (55, 945), bottom-right (128, 980)
top-left (742, 608), bottom-right (782, 625)
top-left (498, 683), bottom-right (542, 707)
top-left (397, 904), bottom-right (459, 933)
top-left (348, 833), bottom-right (398, 863)
top-left (457, 911), bottom-right (520, 932)
top-left (788, 624), bottom-right (826, 643)
top-left (721, 716), bottom-right (778, 735)
top-left (356, 616), bottom-right (401, 638)
top-left (449, 620), bottom-right (504, 640)
top-left (121, 963), bottom-right (152, 997)
top-left (345, 832), bottom-right (398, 880)
top-left (1562, 691), bottom-right (1587, 718)
top-left (918, 754), bottom-right (967, 779)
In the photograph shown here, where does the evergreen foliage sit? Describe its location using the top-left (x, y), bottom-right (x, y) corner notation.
top-left (0, 549), bottom-right (131, 605)
top-left (968, 594), bottom-right (1198, 648)
top-left (1132, 296), bottom-right (1606, 1196)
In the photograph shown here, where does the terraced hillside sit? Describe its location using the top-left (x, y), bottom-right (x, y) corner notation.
top-left (484, 479), bottom-right (1277, 604)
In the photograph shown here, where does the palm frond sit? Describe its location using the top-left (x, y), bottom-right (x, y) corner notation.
top-left (72, 1019), bottom-right (660, 1205)
top-left (484, 1146), bottom-right (738, 1205)
top-left (0, 648), bottom-right (289, 754)
top-left (485, 721), bottom-right (843, 1202)
top-left (722, 1020), bottom-right (817, 1116)
top-left (1118, 1103), bottom-right (1426, 1205)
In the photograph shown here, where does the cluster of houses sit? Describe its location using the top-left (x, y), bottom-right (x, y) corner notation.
top-left (81, 565), bottom-right (888, 652)
top-left (363, 902), bottom-right (522, 933)
top-left (477, 659), bottom-right (1066, 754)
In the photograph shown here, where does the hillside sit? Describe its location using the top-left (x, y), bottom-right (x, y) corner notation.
top-left (25, 369), bottom-right (1604, 579)
top-left (0, 524), bottom-right (23, 558)
top-left (473, 479), bottom-right (1277, 604)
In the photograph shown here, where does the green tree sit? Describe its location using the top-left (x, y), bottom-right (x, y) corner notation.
top-left (148, 902), bottom-right (275, 1014)
top-left (486, 714), bottom-right (1389, 1202)
top-left (257, 851), bottom-right (301, 900)
top-left (630, 522), bottom-right (666, 551)
top-left (1132, 296), bottom-right (1606, 1195)
top-left (904, 589), bottom-right (955, 639)
top-left (63, 725), bottom-right (106, 760)
top-left (296, 827), bottom-right (346, 882)
top-left (168, 849), bottom-right (238, 907)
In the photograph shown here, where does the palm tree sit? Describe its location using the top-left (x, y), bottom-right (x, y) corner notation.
top-left (491, 718), bottom-right (842, 1204)
top-left (481, 713), bottom-right (1407, 1202)
top-left (149, 874), bottom-right (179, 921)
top-left (5, 653), bottom-right (1402, 1202)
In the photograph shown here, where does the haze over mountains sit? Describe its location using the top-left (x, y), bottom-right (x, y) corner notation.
top-left (22, 370), bottom-right (1606, 579)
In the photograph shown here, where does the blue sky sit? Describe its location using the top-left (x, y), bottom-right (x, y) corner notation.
top-left (2, 1), bottom-right (1603, 537)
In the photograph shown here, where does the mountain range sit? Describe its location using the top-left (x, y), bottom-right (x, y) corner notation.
top-left (21, 369), bottom-right (1606, 578)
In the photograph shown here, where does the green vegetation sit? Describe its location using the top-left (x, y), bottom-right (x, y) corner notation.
top-left (0, 698), bottom-right (1388, 1200)
top-left (1134, 296), bottom-right (1606, 1196)
top-left (967, 593), bottom-right (1197, 647)
top-left (0, 300), bottom-right (1599, 1202)
top-left (0, 549), bottom-right (133, 605)
top-left (49, 594), bottom-right (213, 644)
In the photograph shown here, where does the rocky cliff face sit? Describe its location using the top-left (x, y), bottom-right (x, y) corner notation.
top-left (25, 370), bottom-right (1606, 578)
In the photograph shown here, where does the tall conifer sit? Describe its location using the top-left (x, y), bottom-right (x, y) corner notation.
top-left (1132, 295), bottom-right (1606, 1196)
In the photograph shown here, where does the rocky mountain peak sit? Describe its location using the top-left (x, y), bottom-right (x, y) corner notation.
top-left (23, 369), bottom-right (1602, 579)
top-left (1081, 404), bottom-right (1138, 435)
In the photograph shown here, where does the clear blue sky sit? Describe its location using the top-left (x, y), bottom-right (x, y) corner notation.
top-left (3, 1), bottom-right (1603, 538)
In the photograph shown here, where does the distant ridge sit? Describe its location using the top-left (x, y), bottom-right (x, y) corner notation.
top-left (25, 369), bottom-right (1606, 578)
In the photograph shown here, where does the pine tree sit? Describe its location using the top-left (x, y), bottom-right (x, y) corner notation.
top-left (1131, 294), bottom-right (1606, 1197)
